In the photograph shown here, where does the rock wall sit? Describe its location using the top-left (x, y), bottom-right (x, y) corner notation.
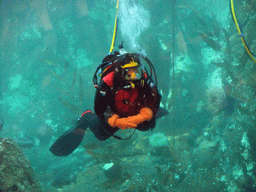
top-left (0, 138), bottom-right (42, 192)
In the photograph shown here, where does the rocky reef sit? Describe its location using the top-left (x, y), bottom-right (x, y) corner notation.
top-left (0, 138), bottom-right (42, 192)
top-left (55, 106), bottom-right (256, 192)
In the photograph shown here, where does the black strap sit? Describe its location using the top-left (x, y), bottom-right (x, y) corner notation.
top-left (112, 129), bottom-right (136, 140)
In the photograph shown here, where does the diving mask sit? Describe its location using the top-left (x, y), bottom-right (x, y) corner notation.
top-left (121, 57), bottom-right (143, 81)
top-left (123, 67), bottom-right (142, 81)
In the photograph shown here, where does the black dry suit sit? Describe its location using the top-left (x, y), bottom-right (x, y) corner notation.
top-left (50, 53), bottom-right (163, 156)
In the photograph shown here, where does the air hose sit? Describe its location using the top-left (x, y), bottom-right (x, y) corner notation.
top-left (109, 0), bottom-right (120, 54)
top-left (230, 0), bottom-right (256, 63)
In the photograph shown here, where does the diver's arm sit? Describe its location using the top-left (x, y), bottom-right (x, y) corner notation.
top-left (143, 78), bottom-right (161, 115)
top-left (94, 82), bottom-right (112, 116)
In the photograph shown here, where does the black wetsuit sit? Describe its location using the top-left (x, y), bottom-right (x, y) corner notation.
top-left (77, 78), bottom-right (161, 140)
top-left (50, 78), bottom-right (161, 156)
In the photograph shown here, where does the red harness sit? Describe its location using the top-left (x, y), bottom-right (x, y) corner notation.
top-left (103, 71), bottom-right (143, 117)
top-left (114, 88), bottom-right (141, 116)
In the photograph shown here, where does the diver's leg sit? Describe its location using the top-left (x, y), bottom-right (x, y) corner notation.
top-left (50, 110), bottom-right (94, 156)
top-left (86, 115), bottom-right (119, 141)
top-left (50, 110), bottom-right (119, 156)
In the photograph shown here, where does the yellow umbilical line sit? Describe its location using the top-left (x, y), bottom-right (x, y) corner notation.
top-left (230, 0), bottom-right (256, 63)
top-left (109, 0), bottom-right (120, 54)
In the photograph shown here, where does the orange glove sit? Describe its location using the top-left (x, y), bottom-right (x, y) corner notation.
top-left (108, 114), bottom-right (119, 127)
top-left (116, 118), bottom-right (137, 130)
top-left (127, 107), bottom-right (153, 125)
top-left (108, 114), bottom-right (137, 130)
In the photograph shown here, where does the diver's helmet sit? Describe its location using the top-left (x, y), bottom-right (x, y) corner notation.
top-left (93, 52), bottom-right (157, 91)
top-left (121, 59), bottom-right (142, 81)
top-left (115, 54), bottom-right (145, 89)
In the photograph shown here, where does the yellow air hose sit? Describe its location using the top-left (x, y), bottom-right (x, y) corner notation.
top-left (230, 0), bottom-right (256, 63)
top-left (109, 0), bottom-right (120, 54)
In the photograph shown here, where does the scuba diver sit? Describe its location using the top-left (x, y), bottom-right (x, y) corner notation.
top-left (50, 47), bottom-right (166, 156)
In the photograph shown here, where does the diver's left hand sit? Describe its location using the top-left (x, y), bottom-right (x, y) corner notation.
top-left (126, 107), bottom-right (153, 125)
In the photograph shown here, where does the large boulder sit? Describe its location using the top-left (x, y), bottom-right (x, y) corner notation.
top-left (0, 138), bottom-right (42, 192)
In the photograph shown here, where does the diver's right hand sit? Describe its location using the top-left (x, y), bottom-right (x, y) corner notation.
top-left (108, 114), bottom-right (119, 127)
top-left (108, 114), bottom-right (137, 130)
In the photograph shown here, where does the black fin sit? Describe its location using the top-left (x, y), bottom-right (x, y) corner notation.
top-left (50, 128), bottom-right (85, 156)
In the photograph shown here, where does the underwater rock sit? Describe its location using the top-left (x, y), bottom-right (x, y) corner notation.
top-left (103, 162), bottom-right (122, 180)
top-left (0, 138), bottom-right (42, 192)
top-left (49, 156), bottom-right (88, 188)
top-left (206, 86), bottom-right (226, 114)
top-left (149, 132), bottom-right (171, 157)
top-left (51, 168), bottom-right (77, 188)
top-left (149, 132), bottom-right (169, 148)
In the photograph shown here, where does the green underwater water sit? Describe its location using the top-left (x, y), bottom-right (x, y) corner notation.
top-left (1, 0), bottom-right (256, 191)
